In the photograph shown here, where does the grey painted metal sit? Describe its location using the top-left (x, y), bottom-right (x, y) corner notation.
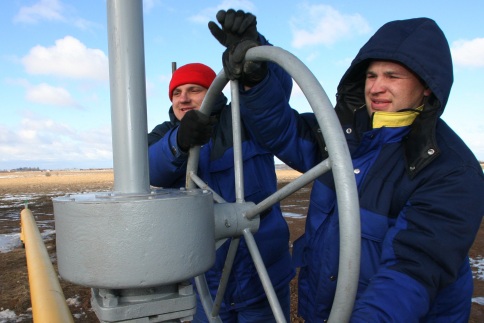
top-left (193, 275), bottom-right (222, 323)
top-left (192, 178), bottom-right (243, 317)
top-left (186, 146), bottom-right (201, 189)
top-left (91, 284), bottom-right (196, 322)
top-left (243, 228), bottom-right (286, 323)
top-left (186, 71), bottom-right (228, 189)
top-left (189, 171), bottom-right (226, 203)
top-left (245, 46), bottom-right (361, 323)
top-left (213, 202), bottom-right (259, 240)
top-left (209, 78), bottom-right (248, 314)
top-left (212, 237), bottom-right (240, 317)
top-left (188, 172), bottom-right (229, 250)
top-left (230, 80), bottom-right (245, 203)
top-left (211, 201), bottom-right (260, 314)
top-left (186, 72), bottom-right (241, 321)
top-left (53, 189), bottom-right (215, 288)
top-left (244, 159), bottom-right (332, 220)
top-left (107, 0), bottom-right (150, 194)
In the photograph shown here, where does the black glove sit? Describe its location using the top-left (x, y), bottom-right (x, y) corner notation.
top-left (177, 110), bottom-right (216, 152)
top-left (242, 60), bottom-right (268, 87)
top-left (208, 9), bottom-right (258, 48)
top-left (222, 39), bottom-right (268, 86)
top-left (209, 9), bottom-right (267, 86)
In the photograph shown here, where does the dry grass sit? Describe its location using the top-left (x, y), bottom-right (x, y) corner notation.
top-left (276, 169), bottom-right (303, 181)
top-left (0, 170), bottom-right (114, 195)
top-left (0, 169), bottom-right (301, 195)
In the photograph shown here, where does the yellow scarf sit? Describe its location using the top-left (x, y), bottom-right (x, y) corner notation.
top-left (372, 105), bottom-right (423, 129)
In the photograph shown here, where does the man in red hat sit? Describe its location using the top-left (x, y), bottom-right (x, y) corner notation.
top-left (148, 62), bottom-right (217, 151)
top-left (147, 11), bottom-right (295, 323)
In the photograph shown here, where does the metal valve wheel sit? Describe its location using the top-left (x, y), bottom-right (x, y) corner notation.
top-left (185, 45), bottom-right (361, 323)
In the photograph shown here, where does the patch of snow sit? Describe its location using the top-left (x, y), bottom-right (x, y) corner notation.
top-left (472, 297), bottom-right (484, 305)
top-left (283, 212), bottom-right (306, 219)
top-left (66, 296), bottom-right (80, 307)
top-left (0, 308), bottom-right (24, 323)
top-left (0, 233), bottom-right (22, 253)
top-left (41, 229), bottom-right (55, 240)
top-left (470, 256), bottom-right (484, 280)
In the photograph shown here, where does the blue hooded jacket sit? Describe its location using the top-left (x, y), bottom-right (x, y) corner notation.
top-left (147, 52), bottom-right (295, 310)
top-left (239, 18), bottom-right (484, 322)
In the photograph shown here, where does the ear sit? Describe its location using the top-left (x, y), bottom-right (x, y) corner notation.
top-left (423, 88), bottom-right (432, 96)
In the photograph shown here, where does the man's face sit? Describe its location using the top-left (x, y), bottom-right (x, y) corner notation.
top-left (365, 61), bottom-right (431, 115)
top-left (172, 84), bottom-right (208, 121)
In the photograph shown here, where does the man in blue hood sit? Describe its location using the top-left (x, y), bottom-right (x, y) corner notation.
top-left (215, 17), bottom-right (484, 322)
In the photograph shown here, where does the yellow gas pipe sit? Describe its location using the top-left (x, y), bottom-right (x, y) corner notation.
top-left (20, 207), bottom-right (74, 323)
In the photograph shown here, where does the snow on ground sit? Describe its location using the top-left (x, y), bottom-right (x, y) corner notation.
top-left (0, 233), bottom-right (22, 253)
top-left (0, 230), bottom-right (55, 253)
top-left (474, 297), bottom-right (484, 305)
top-left (0, 309), bottom-right (16, 321)
top-left (471, 256), bottom-right (484, 280)
top-left (283, 212), bottom-right (306, 219)
top-left (0, 308), bottom-right (32, 322)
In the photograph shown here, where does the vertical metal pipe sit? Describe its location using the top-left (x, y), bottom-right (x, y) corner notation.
top-left (230, 80), bottom-right (244, 203)
top-left (186, 71), bottom-right (227, 189)
top-left (107, 0), bottom-right (150, 194)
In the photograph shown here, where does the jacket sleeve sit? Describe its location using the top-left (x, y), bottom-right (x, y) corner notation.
top-left (240, 69), bottom-right (322, 173)
top-left (257, 33), bottom-right (293, 101)
top-left (352, 163), bottom-right (484, 321)
top-left (148, 126), bottom-right (188, 187)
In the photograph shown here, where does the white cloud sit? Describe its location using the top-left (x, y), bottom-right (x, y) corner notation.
top-left (13, 0), bottom-right (65, 24)
top-left (0, 115), bottom-right (112, 169)
top-left (159, 73), bottom-right (171, 83)
top-left (189, 0), bottom-right (256, 24)
top-left (146, 79), bottom-right (156, 97)
top-left (13, 0), bottom-right (101, 32)
top-left (72, 17), bottom-right (102, 31)
top-left (451, 38), bottom-right (484, 68)
top-left (305, 52), bottom-right (320, 63)
top-left (143, 0), bottom-right (157, 13)
top-left (5, 78), bottom-right (30, 88)
top-left (26, 83), bottom-right (78, 107)
top-left (21, 36), bottom-right (109, 81)
top-left (290, 4), bottom-right (370, 48)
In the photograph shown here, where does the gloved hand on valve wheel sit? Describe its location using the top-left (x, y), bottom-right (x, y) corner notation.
top-left (208, 9), bottom-right (267, 87)
top-left (177, 110), bottom-right (216, 152)
top-left (208, 9), bottom-right (258, 48)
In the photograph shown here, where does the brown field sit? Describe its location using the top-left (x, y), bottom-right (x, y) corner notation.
top-left (0, 170), bottom-right (115, 196)
top-left (0, 169), bottom-right (482, 322)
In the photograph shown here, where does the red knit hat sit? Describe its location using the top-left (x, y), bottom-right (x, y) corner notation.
top-left (169, 63), bottom-right (216, 101)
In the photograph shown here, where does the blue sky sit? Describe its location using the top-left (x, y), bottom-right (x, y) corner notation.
top-left (1, 0), bottom-right (483, 170)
